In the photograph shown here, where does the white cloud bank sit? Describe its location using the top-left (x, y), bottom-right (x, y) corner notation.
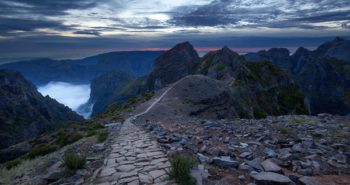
top-left (38, 82), bottom-right (92, 118)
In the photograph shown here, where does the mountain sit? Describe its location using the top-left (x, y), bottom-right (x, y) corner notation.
top-left (245, 37), bottom-right (350, 115)
top-left (147, 42), bottom-right (200, 89)
top-left (0, 70), bottom-right (83, 150)
top-left (0, 51), bottom-right (163, 85)
top-left (86, 70), bottom-right (137, 116)
top-left (143, 45), bottom-right (307, 119)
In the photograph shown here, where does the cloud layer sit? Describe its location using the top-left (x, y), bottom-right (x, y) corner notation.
top-left (0, 0), bottom-right (349, 60)
top-left (38, 82), bottom-right (92, 118)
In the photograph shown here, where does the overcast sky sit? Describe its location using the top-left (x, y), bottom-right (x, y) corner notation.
top-left (0, 0), bottom-right (349, 62)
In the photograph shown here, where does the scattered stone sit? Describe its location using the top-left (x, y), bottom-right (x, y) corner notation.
top-left (213, 156), bottom-right (239, 168)
top-left (298, 176), bottom-right (324, 185)
top-left (250, 172), bottom-right (292, 185)
top-left (261, 159), bottom-right (282, 173)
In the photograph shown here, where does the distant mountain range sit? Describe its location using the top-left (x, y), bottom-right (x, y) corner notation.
top-left (1, 38), bottom-right (349, 118)
top-left (0, 51), bottom-right (164, 85)
top-left (0, 70), bottom-right (83, 150)
top-left (87, 38), bottom-right (349, 117)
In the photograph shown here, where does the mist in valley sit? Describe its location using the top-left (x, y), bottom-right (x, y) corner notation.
top-left (38, 82), bottom-right (92, 118)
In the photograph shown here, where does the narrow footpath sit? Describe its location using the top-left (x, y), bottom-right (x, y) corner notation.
top-left (95, 79), bottom-right (186, 185)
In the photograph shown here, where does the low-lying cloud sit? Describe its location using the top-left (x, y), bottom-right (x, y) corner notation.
top-left (38, 82), bottom-right (92, 118)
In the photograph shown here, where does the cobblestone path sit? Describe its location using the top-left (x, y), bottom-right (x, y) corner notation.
top-left (95, 117), bottom-right (171, 185)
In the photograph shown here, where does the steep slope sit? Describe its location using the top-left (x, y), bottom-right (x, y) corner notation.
top-left (147, 42), bottom-right (200, 89)
top-left (0, 51), bottom-right (163, 85)
top-left (86, 70), bottom-right (136, 116)
top-left (0, 70), bottom-right (83, 149)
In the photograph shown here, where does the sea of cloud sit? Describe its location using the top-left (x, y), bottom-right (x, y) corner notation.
top-left (38, 82), bottom-right (92, 118)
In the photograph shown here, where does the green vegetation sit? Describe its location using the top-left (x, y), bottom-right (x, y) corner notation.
top-left (245, 61), bottom-right (283, 86)
top-left (278, 84), bottom-right (308, 114)
top-left (56, 133), bottom-right (83, 147)
top-left (27, 145), bottom-right (57, 159)
top-left (141, 92), bottom-right (155, 100)
top-left (169, 154), bottom-right (196, 185)
top-left (3, 159), bottom-right (22, 170)
top-left (63, 151), bottom-right (86, 172)
top-left (86, 123), bottom-right (105, 136)
top-left (279, 128), bottom-right (290, 134)
top-left (253, 105), bottom-right (268, 119)
top-left (97, 130), bottom-right (109, 143)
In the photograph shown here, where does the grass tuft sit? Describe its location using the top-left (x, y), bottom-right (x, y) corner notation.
top-left (169, 154), bottom-right (196, 185)
top-left (63, 150), bottom-right (86, 172)
top-left (27, 145), bottom-right (57, 159)
top-left (97, 130), bottom-right (109, 143)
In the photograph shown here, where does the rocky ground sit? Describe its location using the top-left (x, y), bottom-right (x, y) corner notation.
top-left (135, 113), bottom-right (350, 185)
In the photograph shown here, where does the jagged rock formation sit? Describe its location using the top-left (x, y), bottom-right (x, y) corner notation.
top-left (245, 37), bottom-right (350, 115)
top-left (0, 51), bottom-right (163, 85)
top-left (197, 47), bottom-right (307, 118)
top-left (147, 41), bottom-right (200, 89)
top-left (0, 70), bottom-right (83, 149)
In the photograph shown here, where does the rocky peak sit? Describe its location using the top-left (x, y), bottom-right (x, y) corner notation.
top-left (149, 41), bottom-right (200, 89)
top-left (314, 37), bottom-right (350, 61)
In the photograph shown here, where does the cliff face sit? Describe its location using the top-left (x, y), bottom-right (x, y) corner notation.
top-left (0, 70), bottom-right (83, 149)
top-left (87, 70), bottom-right (136, 116)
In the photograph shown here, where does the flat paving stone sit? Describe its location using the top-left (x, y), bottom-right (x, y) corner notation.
top-left (96, 118), bottom-right (171, 184)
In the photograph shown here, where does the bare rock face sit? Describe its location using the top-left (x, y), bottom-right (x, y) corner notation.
top-left (0, 70), bottom-right (83, 150)
top-left (148, 41), bottom-right (200, 89)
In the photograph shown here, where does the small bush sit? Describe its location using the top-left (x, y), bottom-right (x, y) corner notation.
top-left (3, 159), bottom-right (21, 169)
top-left (86, 123), bottom-right (105, 136)
top-left (279, 128), bottom-right (290, 134)
top-left (169, 154), bottom-right (196, 185)
top-left (63, 151), bottom-right (86, 172)
top-left (27, 145), bottom-right (57, 159)
top-left (97, 131), bottom-right (109, 143)
top-left (56, 133), bottom-right (83, 147)
top-left (253, 106), bottom-right (267, 119)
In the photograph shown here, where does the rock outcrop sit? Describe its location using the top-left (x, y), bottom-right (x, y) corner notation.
top-left (245, 37), bottom-right (350, 115)
top-left (147, 42), bottom-right (200, 89)
top-left (0, 70), bottom-right (83, 149)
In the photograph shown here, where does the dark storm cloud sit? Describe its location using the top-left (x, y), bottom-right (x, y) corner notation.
top-left (170, 0), bottom-right (350, 28)
top-left (0, 0), bottom-right (98, 16)
top-left (0, 17), bottom-right (69, 35)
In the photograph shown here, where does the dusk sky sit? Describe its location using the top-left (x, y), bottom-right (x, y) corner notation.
top-left (0, 0), bottom-right (350, 63)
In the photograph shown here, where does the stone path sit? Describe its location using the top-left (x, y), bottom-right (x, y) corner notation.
top-left (94, 79), bottom-right (191, 184)
top-left (95, 119), bottom-right (171, 185)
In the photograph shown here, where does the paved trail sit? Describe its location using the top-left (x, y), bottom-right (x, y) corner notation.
top-left (95, 79), bottom-right (185, 185)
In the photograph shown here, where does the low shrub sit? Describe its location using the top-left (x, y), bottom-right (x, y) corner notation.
top-left (27, 145), bottom-right (57, 159)
top-left (63, 151), bottom-right (86, 172)
top-left (97, 130), bottom-right (109, 143)
top-left (56, 133), bottom-right (83, 147)
top-left (3, 159), bottom-right (21, 170)
top-left (279, 128), bottom-right (290, 134)
top-left (253, 105), bottom-right (268, 119)
top-left (169, 154), bottom-right (196, 185)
